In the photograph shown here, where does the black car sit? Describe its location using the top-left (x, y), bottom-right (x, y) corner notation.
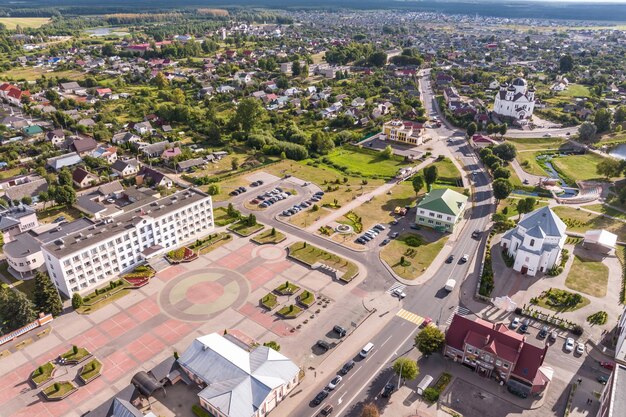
top-left (381, 383), bottom-right (395, 398)
top-left (446, 255), bottom-right (455, 263)
top-left (333, 325), bottom-right (347, 337)
top-left (340, 360), bottom-right (355, 375)
top-left (257, 180), bottom-right (264, 185)
top-left (313, 389), bottom-right (329, 405)
top-left (316, 340), bottom-right (331, 352)
top-left (471, 230), bottom-right (481, 239)
top-left (519, 321), bottom-right (529, 333)
top-left (538, 326), bottom-right (549, 339)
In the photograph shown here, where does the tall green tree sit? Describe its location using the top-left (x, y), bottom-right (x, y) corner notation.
top-left (559, 54), bottom-right (574, 73)
top-left (516, 197), bottom-right (536, 220)
top-left (392, 357), bottom-right (419, 381)
top-left (578, 121), bottom-right (598, 143)
top-left (466, 122), bottom-right (477, 138)
top-left (414, 325), bottom-right (445, 355)
top-left (493, 178), bottom-right (513, 202)
top-left (412, 175), bottom-right (424, 196)
top-left (493, 142), bottom-right (517, 161)
top-left (596, 159), bottom-right (622, 179)
top-left (423, 165), bottom-right (438, 191)
top-left (231, 98), bottom-right (264, 133)
top-left (594, 108), bottom-right (613, 133)
top-left (0, 288), bottom-right (36, 331)
top-left (33, 271), bottom-right (63, 316)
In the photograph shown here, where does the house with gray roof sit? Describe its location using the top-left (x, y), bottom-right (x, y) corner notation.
top-left (501, 206), bottom-right (567, 276)
top-left (178, 333), bottom-right (300, 417)
top-left (3, 176), bottom-right (48, 204)
top-left (415, 188), bottom-right (468, 232)
top-left (46, 152), bottom-right (82, 171)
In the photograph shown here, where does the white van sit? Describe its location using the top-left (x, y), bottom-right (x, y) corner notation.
top-left (417, 374), bottom-right (434, 395)
top-left (444, 279), bottom-right (457, 292)
top-left (360, 342), bottom-right (374, 358)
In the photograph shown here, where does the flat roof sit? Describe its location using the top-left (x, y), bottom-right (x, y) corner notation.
top-left (4, 218), bottom-right (94, 258)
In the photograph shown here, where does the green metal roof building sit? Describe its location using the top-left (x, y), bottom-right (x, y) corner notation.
top-left (415, 188), bottom-right (468, 232)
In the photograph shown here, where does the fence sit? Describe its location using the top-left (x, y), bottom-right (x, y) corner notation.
top-left (0, 313), bottom-right (53, 346)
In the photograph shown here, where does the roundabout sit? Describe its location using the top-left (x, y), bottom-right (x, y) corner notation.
top-left (158, 267), bottom-right (250, 322)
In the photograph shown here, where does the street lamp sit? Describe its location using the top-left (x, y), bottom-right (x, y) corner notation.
top-left (397, 360), bottom-right (403, 389)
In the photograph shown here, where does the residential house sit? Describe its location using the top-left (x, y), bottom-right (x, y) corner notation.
top-left (2, 176), bottom-right (48, 205)
top-left (132, 121), bottom-right (153, 135)
top-left (92, 146), bottom-right (118, 164)
top-left (178, 333), bottom-right (300, 417)
top-left (72, 167), bottom-right (99, 189)
top-left (46, 129), bottom-right (65, 146)
top-left (435, 73), bottom-right (454, 86)
top-left (111, 158), bottom-right (140, 178)
top-left (176, 158), bottom-right (207, 172)
top-left (139, 141), bottom-right (169, 158)
top-left (161, 147), bottom-right (181, 161)
top-left (500, 206), bottom-right (567, 276)
top-left (415, 188), bottom-right (468, 232)
top-left (67, 135), bottom-right (98, 156)
top-left (111, 132), bottom-right (141, 145)
top-left (46, 152), bottom-right (83, 171)
top-left (445, 314), bottom-right (551, 396)
top-left (22, 125), bottom-right (43, 137)
top-left (136, 166), bottom-right (173, 188)
top-left (381, 120), bottom-right (424, 145)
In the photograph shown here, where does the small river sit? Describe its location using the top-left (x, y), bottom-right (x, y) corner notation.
top-left (609, 143), bottom-right (626, 160)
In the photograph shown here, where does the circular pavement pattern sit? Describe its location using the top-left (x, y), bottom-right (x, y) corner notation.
top-left (158, 268), bottom-right (250, 322)
top-left (256, 246), bottom-right (284, 261)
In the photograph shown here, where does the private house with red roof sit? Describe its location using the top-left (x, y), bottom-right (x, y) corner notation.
top-left (444, 314), bottom-right (552, 396)
top-left (0, 83), bottom-right (30, 107)
top-left (471, 134), bottom-right (498, 148)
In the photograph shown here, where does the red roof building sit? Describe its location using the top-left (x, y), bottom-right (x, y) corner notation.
top-left (444, 314), bottom-right (551, 396)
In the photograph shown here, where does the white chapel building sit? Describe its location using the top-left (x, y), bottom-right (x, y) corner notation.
top-left (493, 77), bottom-right (535, 121)
top-left (501, 206), bottom-right (567, 276)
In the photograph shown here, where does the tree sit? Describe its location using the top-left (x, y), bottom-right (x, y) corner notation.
top-left (311, 132), bottom-right (335, 155)
top-left (71, 292), bottom-right (83, 310)
top-left (33, 271), bottom-right (63, 316)
top-left (231, 98), bottom-right (264, 133)
top-left (368, 51), bottom-right (387, 67)
top-left (291, 60), bottom-right (301, 77)
top-left (412, 175), bottom-right (424, 196)
top-left (206, 184), bottom-right (220, 195)
top-left (615, 106), bottom-right (626, 124)
top-left (594, 108), bottom-right (613, 133)
top-left (499, 123), bottom-right (508, 138)
top-left (21, 195), bottom-right (32, 205)
top-left (423, 165), bottom-right (438, 191)
top-left (493, 167), bottom-right (511, 179)
top-left (466, 122), bottom-right (477, 138)
top-left (414, 326), bottom-right (445, 355)
top-left (559, 54), bottom-right (574, 73)
top-left (596, 159), bottom-right (622, 179)
top-left (0, 289), bottom-right (36, 330)
top-left (153, 72), bottom-right (169, 89)
top-left (493, 178), bottom-right (513, 202)
top-left (231, 158), bottom-right (239, 171)
top-left (516, 197), bottom-right (536, 220)
top-left (392, 357), bottom-right (419, 381)
top-left (578, 121), bottom-right (597, 143)
top-left (58, 168), bottom-right (72, 186)
top-left (247, 213), bottom-right (257, 226)
top-left (360, 403), bottom-right (379, 417)
top-left (381, 145), bottom-right (393, 159)
top-left (263, 341), bottom-right (281, 351)
top-left (493, 142), bottom-right (517, 161)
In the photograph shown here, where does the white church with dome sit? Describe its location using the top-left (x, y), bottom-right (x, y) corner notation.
top-left (493, 77), bottom-right (536, 121)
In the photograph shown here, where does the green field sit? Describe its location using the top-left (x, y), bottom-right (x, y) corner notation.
top-left (325, 147), bottom-right (410, 178)
top-left (0, 17), bottom-right (50, 29)
top-left (582, 204), bottom-right (626, 220)
top-left (1, 67), bottom-right (84, 82)
top-left (553, 206), bottom-right (626, 241)
top-left (558, 84), bottom-right (591, 98)
top-left (380, 233), bottom-right (448, 280)
top-left (505, 137), bottom-right (566, 152)
top-left (551, 153), bottom-right (614, 182)
top-left (565, 255), bottom-right (608, 298)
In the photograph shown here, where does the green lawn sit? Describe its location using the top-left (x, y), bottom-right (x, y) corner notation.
top-left (61, 346), bottom-right (90, 362)
top-left (251, 228), bottom-right (286, 244)
top-left (565, 255), bottom-right (609, 298)
top-left (79, 359), bottom-right (102, 382)
top-left (37, 205), bottom-right (82, 224)
top-left (505, 137), bottom-right (566, 152)
top-left (558, 84), bottom-right (591, 98)
top-left (277, 304), bottom-right (302, 318)
top-left (30, 362), bottom-right (55, 385)
top-left (288, 241), bottom-right (358, 282)
top-left (0, 262), bottom-right (38, 301)
top-left (551, 153), bottom-right (614, 182)
top-left (553, 206), bottom-right (626, 241)
top-left (298, 290), bottom-right (316, 307)
top-left (274, 281), bottom-right (300, 295)
top-left (213, 207), bottom-right (240, 226)
top-left (380, 233), bottom-right (448, 280)
top-left (42, 381), bottom-right (76, 398)
top-left (582, 204), bottom-right (626, 220)
top-left (260, 293), bottom-right (277, 309)
top-left (534, 288), bottom-right (590, 312)
top-left (77, 289), bottom-right (130, 314)
top-left (498, 197), bottom-right (550, 219)
top-left (324, 146), bottom-right (410, 178)
top-left (228, 221), bottom-right (264, 237)
top-left (429, 157), bottom-right (462, 187)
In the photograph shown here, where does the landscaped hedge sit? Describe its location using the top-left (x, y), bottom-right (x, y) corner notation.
top-left (479, 249), bottom-right (494, 297)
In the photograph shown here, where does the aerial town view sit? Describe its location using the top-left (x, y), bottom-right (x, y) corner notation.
top-left (0, 0), bottom-right (626, 416)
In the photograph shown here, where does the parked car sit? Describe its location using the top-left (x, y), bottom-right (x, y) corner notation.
top-left (381, 238), bottom-right (391, 246)
top-left (538, 326), bottom-right (549, 339)
top-left (471, 230), bottom-right (481, 239)
top-left (459, 254), bottom-right (469, 263)
top-left (519, 320), bottom-right (529, 334)
top-left (356, 237), bottom-right (366, 244)
top-left (576, 343), bottom-right (585, 355)
top-left (410, 224), bottom-right (421, 230)
top-left (421, 317), bottom-right (432, 328)
top-left (391, 219), bottom-right (399, 225)
top-left (549, 331), bottom-right (558, 342)
top-left (333, 325), bottom-right (347, 338)
top-left (374, 224), bottom-right (386, 231)
top-left (52, 216), bottom-right (66, 223)
top-left (564, 337), bottom-right (575, 352)
top-left (320, 404), bottom-right (333, 416)
top-left (510, 317), bottom-right (520, 329)
top-left (317, 340), bottom-right (331, 352)
top-left (600, 361), bottom-right (615, 370)
top-left (340, 360), bottom-right (355, 375)
top-left (313, 389), bottom-right (329, 405)
top-left (390, 232), bottom-right (399, 238)
top-left (598, 375), bottom-right (609, 385)
top-left (381, 383), bottom-right (395, 398)
top-left (327, 375), bottom-right (342, 390)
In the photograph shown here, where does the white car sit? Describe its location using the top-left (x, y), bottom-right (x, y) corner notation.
top-left (460, 254), bottom-right (469, 263)
top-left (576, 342), bottom-right (585, 355)
top-left (327, 375), bottom-right (342, 390)
top-left (564, 337), bottom-right (575, 352)
top-left (392, 288), bottom-right (406, 299)
top-left (510, 317), bottom-right (520, 329)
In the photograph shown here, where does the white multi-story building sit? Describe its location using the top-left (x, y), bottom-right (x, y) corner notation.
top-left (39, 188), bottom-right (213, 297)
top-left (501, 206), bottom-right (567, 276)
top-left (493, 77), bottom-right (535, 121)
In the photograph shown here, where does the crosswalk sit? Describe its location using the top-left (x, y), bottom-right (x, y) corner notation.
top-left (387, 283), bottom-right (406, 294)
top-left (396, 309), bottom-right (426, 326)
top-left (445, 306), bottom-right (471, 326)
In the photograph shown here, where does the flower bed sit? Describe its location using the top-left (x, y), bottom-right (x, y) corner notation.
top-left (260, 293), bottom-right (278, 310)
top-left (277, 304), bottom-right (303, 319)
top-left (82, 280), bottom-right (127, 306)
top-left (78, 358), bottom-right (102, 384)
top-left (288, 241), bottom-right (358, 283)
top-left (167, 247), bottom-right (197, 263)
top-left (122, 265), bottom-right (155, 288)
top-left (30, 362), bottom-right (55, 387)
top-left (297, 290), bottom-right (316, 308)
top-left (42, 381), bottom-right (77, 401)
top-left (274, 281), bottom-right (300, 296)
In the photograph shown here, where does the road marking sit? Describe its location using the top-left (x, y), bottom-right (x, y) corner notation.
top-left (346, 367), bottom-right (360, 382)
top-left (380, 335), bottom-right (392, 348)
top-left (387, 282), bottom-right (406, 294)
top-left (396, 309), bottom-right (425, 326)
top-left (445, 306), bottom-right (471, 325)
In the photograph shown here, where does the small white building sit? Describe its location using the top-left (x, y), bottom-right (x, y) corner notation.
top-left (583, 229), bottom-right (617, 254)
top-left (501, 206), bottom-right (567, 276)
top-left (493, 77), bottom-right (535, 121)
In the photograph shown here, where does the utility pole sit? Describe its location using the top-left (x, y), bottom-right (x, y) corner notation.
top-left (397, 360), bottom-right (403, 389)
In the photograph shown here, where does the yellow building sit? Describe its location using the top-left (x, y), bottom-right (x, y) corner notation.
top-left (381, 120), bottom-right (424, 145)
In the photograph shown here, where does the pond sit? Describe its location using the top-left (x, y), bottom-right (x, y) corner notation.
top-left (609, 143), bottom-right (626, 160)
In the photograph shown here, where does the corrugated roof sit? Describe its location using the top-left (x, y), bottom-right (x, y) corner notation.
top-left (417, 188), bottom-right (468, 216)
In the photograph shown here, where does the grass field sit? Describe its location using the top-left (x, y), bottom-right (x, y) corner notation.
top-left (505, 137), bottom-right (566, 152)
top-left (558, 84), bottom-right (592, 98)
top-left (0, 17), bottom-right (50, 29)
top-left (380, 233), bottom-right (448, 280)
top-left (582, 204), bottom-right (626, 220)
top-left (1, 67), bottom-right (83, 82)
top-left (565, 255), bottom-right (609, 298)
top-left (551, 153), bottom-right (614, 182)
top-left (351, 180), bottom-right (416, 231)
top-left (288, 241), bottom-right (358, 282)
top-left (325, 147), bottom-right (410, 178)
top-left (498, 197), bottom-right (550, 219)
top-left (553, 206), bottom-right (626, 241)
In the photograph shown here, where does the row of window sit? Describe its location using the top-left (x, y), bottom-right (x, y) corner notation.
top-left (465, 346), bottom-right (510, 369)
